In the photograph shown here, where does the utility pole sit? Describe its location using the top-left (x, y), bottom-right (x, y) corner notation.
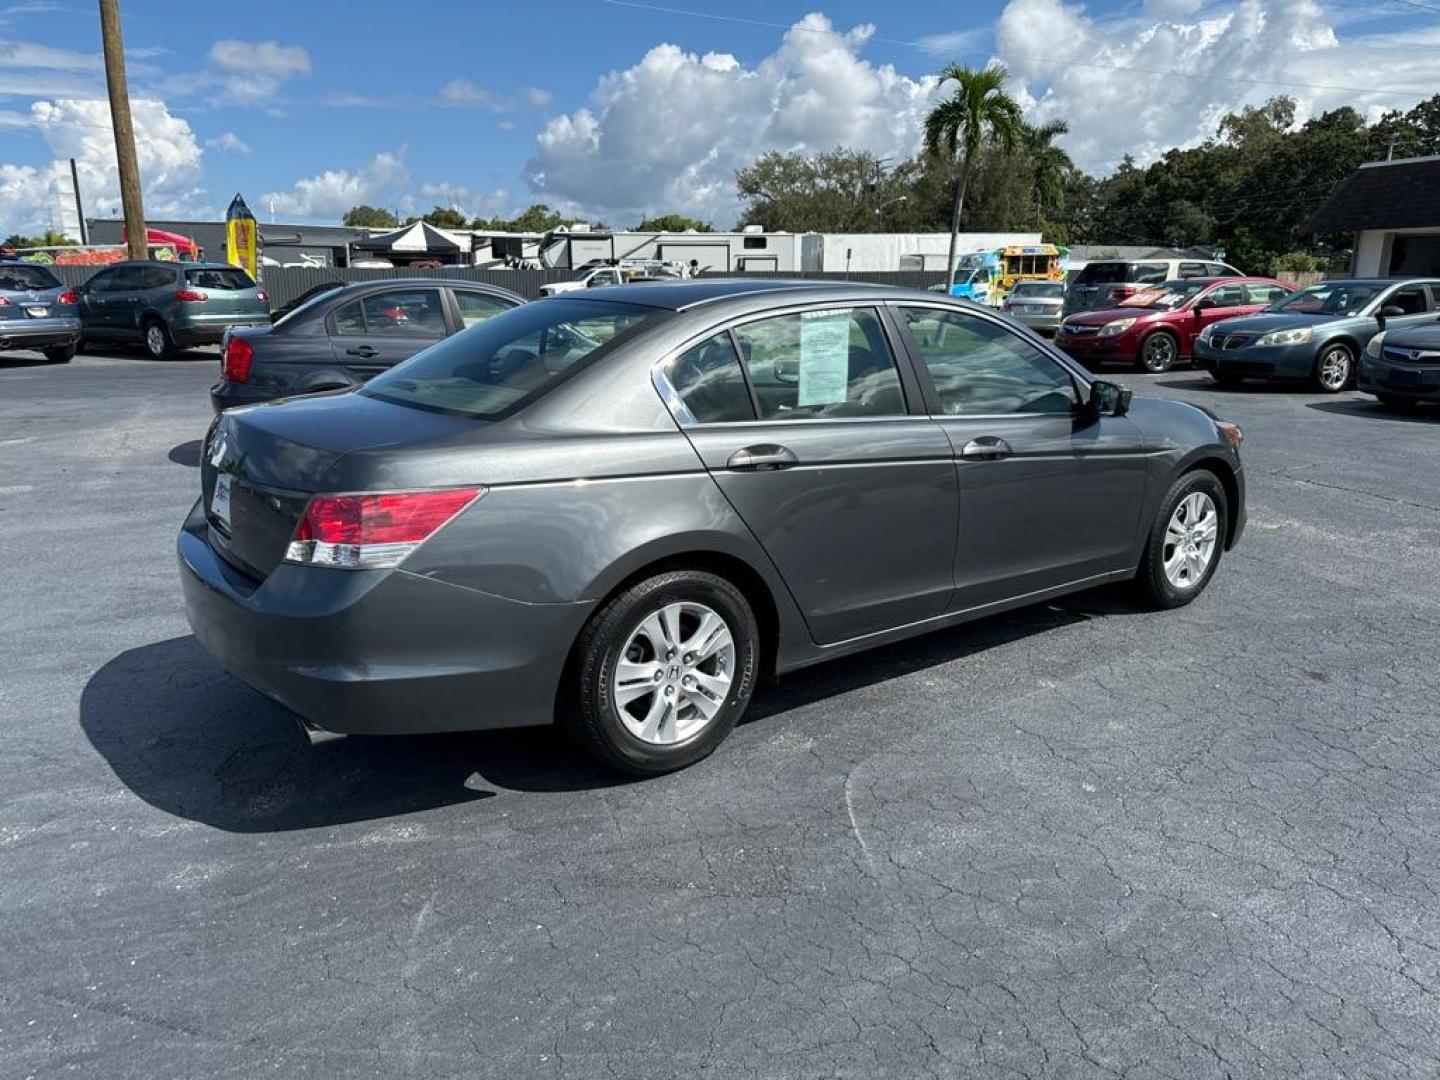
top-left (98, 0), bottom-right (146, 260)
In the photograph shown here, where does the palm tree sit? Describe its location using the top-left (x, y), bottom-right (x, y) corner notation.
top-left (924, 62), bottom-right (1025, 292)
top-left (1024, 119), bottom-right (1074, 218)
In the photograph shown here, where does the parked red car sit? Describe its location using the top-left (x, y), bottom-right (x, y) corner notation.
top-left (1056, 277), bottom-right (1294, 372)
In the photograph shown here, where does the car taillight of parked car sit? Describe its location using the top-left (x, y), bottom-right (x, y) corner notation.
top-left (256, 290), bottom-right (268, 304)
top-left (175, 289), bottom-right (208, 302)
top-left (57, 290), bottom-right (78, 305)
top-left (285, 487), bottom-right (485, 569)
top-left (222, 337), bottom-right (253, 383)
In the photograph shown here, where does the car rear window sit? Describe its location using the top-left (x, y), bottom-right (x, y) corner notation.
top-left (1072, 262), bottom-right (1128, 285)
top-left (360, 298), bottom-right (662, 419)
top-left (185, 267), bottom-right (254, 290)
top-left (0, 264), bottom-right (62, 291)
top-left (1011, 283), bottom-right (1064, 299)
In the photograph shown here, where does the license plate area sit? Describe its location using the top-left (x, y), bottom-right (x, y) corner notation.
top-left (210, 472), bottom-right (233, 529)
top-left (26, 305), bottom-right (48, 318)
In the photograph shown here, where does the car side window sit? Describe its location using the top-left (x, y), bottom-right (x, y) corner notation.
top-left (1134, 263), bottom-right (1168, 284)
top-left (1179, 262), bottom-right (1208, 279)
top-left (731, 307), bottom-right (906, 421)
top-left (86, 269), bottom-right (117, 293)
top-left (1208, 284), bottom-right (1245, 307)
top-left (333, 289), bottom-right (447, 337)
top-left (1245, 283), bottom-right (1288, 305)
top-left (1386, 284), bottom-right (1429, 315)
top-left (900, 306), bottom-right (1078, 416)
top-left (143, 266), bottom-right (175, 290)
top-left (453, 290), bottom-right (511, 328)
top-left (666, 332), bottom-right (755, 423)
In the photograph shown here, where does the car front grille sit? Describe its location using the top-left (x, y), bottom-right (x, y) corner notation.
top-left (1383, 346), bottom-right (1440, 368)
top-left (1211, 333), bottom-right (1254, 350)
top-left (1063, 324), bottom-right (1101, 337)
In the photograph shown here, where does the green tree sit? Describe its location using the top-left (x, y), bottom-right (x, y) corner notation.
top-left (923, 62), bottom-right (1025, 290)
top-left (471, 203), bottom-right (587, 233)
top-left (422, 205), bottom-right (469, 230)
top-left (1022, 119), bottom-right (1074, 218)
top-left (735, 147), bottom-right (902, 232)
top-left (634, 214), bottom-right (713, 232)
top-left (341, 205), bottom-right (399, 228)
top-left (2, 230), bottom-right (78, 248)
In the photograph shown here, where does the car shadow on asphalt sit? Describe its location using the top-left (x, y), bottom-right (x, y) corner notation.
top-left (82, 591), bottom-right (1132, 832)
top-left (168, 439), bottom-right (202, 467)
top-left (1307, 398), bottom-right (1439, 424)
top-left (1155, 376), bottom-right (1305, 394)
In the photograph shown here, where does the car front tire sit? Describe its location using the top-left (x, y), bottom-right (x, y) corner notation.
top-left (143, 319), bottom-right (174, 360)
top-left (565, 569), bottom-right (760, 777)
top-left (43, 344), bottom-right (76, 363)
top-left (1138, 331), bottom-right (1178, 373)
top-left (1135, 470), bottom-right (1228, 609)
top-left (1312, 343), bottom-right (1353, 393)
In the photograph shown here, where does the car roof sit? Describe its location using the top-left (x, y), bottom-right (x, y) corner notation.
top-left (554, 277), bottom-right (937, 312)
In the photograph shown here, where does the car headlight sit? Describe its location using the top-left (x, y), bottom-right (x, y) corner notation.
top-left (1254, 327), bottom-right (1313, 347)
top-left (1197, 323), bottom-right (1216, 343)
top-left (1098, 317), bottom-right (1136, 337)
top-left (1365, 331), bottom-right (1385, 358)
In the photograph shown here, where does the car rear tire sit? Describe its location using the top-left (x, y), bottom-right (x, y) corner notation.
top-left (1135, 470), bottom-right (1227, 610)
top-left (1138, 331), bottom-right (1178, 373)
top-left (1311, 343), bottom-right (1353, 393)
top-left (142, 319), bottom-right (174, 360)
top-left (564, 569), bottom-right (760, 777)
top-left (43, 344), bottom-right (75, 363)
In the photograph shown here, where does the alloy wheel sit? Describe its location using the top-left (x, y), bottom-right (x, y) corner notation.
top-left (1162, 491), bottom-right (1218, 590)
top-left (1316, 347), bottom-right (1351, 391)
top-left (1142, 334), bottom-right (1176, 372)
top-left (145, 324), bottom-right (167, 358)
top-left (612, 601), bottom-right (735, 745)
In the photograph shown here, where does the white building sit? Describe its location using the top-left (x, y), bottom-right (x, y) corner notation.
top-left (1307, 155), bottom-right (1440, 277)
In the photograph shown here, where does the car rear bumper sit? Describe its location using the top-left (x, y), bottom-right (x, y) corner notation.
top-left (173, 316), bottom-right (271, 347)
top-left (1193, 341), bottom-right (1316, 379)
top-left (1358, 356), bottom-right (1440, 401)
top-left (177, 499), bottom-right (594, 738)
top-left (0, 315), bottom-right (81, 350)
top-left (1011, 312), bottom-right (1062, 334)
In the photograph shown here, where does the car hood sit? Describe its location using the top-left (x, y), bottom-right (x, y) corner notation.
top-left (1378, 322), bottom-right (1440, 349)
top-left (1208, 311), bottom-right (1338, 334)
top-left (1065, 306), bottom-right (1164, 327)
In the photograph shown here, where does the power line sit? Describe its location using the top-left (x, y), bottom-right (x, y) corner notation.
top-left (1383, 0), bottom-right (1440, 15)
top-left (600, 0), bottom-right (1435, 99)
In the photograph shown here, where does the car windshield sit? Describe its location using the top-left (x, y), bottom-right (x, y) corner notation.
top-left (0, 264), bottom-right (62, 291)
top-left (361, 298), bottom-right (661, 418)
top-left (1120, 280), bottom-right (1207, 309)
top-left (1269, 282), bottom-right (1381, 317)
top-left (1011, 283), bottom-right (1064, 299)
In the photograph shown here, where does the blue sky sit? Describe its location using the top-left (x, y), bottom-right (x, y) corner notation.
top-left (2, 0), bottom-right (1437, 231)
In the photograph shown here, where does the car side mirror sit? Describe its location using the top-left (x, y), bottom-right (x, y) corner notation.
top-left (1379, 304), bottom-right (1405, 319)
top-left (1084, 379), bottom-right (1132, 419)
top-left (1193, 298), bottom-right (1215, 311)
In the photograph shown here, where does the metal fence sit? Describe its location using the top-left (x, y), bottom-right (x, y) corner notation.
top-left (37, 262), bottom-right (954, 311)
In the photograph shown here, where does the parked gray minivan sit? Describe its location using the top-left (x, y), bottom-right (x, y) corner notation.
top-left (180, 280), bottom-right (1246, 776)
top-left (79, 260), bottom-right (269, 358)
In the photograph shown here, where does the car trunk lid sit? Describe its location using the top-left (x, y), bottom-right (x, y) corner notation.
top-left (202, 391), bottom-right (482, 579)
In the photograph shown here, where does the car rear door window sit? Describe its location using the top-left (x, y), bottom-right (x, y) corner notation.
top-left (666, 332), bottom-right (755, 423)
top-left (1207, 284), bottom-right (1246, 307)
top-left (900, 306), bottom-right (1078, 416)
top-left (1179, 262), bottom-right (1208, 279)
top-left (1245, 283), bottom-right (1289, 305)
top-left (1133, 263), bottom-right (1169, 284)
top-left (732, 307), bottom-right (906, 420)
top-left (453, 290), bottom-right (512, 328)
top-left (334, 288), bottom-right (446, 337)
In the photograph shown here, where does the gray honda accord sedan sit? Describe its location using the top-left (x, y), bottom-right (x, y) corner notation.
top-left (179, 279), bottom-right (1246, 775)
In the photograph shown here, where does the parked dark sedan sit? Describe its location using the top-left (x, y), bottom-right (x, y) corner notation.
top-left (0, 259), bottom-right (80, 362)
top-left (180, 279), bottom-right (1246, 776)
top-left (1193, 277), bottom-right (1440, 391)
top-left (79, 260), bottom-right (269, 359)
top-left (1359, 322), bottom-right (1440, 408)
top-left (212, 277), bottom-right (523, 410)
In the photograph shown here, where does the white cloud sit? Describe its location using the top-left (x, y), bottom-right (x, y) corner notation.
top-left (995, 0), bottom-right (1440, 172)
top-left (914, 29), bottom-right (989, 57)
top-left (0, 97), bottom-right (205, 231)
top-left (524, 86), bottom-right (553, 107)
top-left (206, 131), bottom-right (251, 155)
top-left (440, 79), bottom-right (554, 111)
top-left (203, 39), bottom-right (309, 102)
top-left (526, 14), bottom-right (940, 225)
top-left (260, 151), bottom-right (409, 220)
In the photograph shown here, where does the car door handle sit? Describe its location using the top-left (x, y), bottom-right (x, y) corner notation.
top-left (960, 437), bottom-right (1013, 461)
top-left (727, 444), bottom-right (798, 471)
top-left (346, 345), bottom-right (378, 358)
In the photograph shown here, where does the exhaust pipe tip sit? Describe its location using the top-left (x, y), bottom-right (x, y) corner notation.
top-left (298, 717), bottom-right (347, 745)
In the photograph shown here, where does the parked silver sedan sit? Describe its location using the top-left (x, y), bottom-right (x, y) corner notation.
top-left (1001, 281), bottom-right (1065, 336)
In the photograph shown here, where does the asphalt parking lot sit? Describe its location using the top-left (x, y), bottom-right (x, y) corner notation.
top-left (3, 344), bottom-right (1439, 1078)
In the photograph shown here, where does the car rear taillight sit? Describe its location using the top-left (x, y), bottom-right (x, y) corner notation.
top-left (0, 297), bottom-right (9, 306)
top-left (57, 290), bottom-right (78, 305)
top-left (285, 487), bottom-right (484, 569)
top-left (256, 290), bottom-right (268, 303)
top-left (222, 337), bottom-right (253, 383)
top-left (175, 289), bottom-right (208, 302)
